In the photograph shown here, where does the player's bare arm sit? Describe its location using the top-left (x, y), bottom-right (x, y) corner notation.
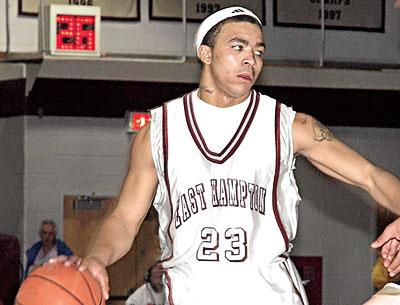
top-left (86, 124), bottom-right (158, 264)
top-left (81, 124), bottom-right (159, 299)
top-left (293, 112), bottom-right (400, 215)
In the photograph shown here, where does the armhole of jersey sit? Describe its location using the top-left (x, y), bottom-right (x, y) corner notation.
top-left (150, 107), bottom-right (164, 207)
top-left (286, 106), bottom-right (296, 168)
top-left (162, 103), bottom-right (176, 264)
top-left (272, 101), bottom-right (290, 253)
top-left (162, 103), bottom-right (169, 188)
top-left (162, 103), bottom-right (173, 251)
top-left (279, 103), bottom-right (296, 168)
top-left (162, 103), bottom-right (180, 305)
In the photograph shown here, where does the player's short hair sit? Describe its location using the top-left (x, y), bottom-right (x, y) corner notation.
top-left (201, 15), bottom-right (262, 50)
top-left (194, 6), bottom-right (262, 57)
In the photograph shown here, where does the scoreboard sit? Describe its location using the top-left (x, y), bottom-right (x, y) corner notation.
top-left (40, 5), bottom-right (101, 56)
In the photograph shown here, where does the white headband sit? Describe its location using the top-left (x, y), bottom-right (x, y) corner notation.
top-left (194, 6), bottom-right (262, 57)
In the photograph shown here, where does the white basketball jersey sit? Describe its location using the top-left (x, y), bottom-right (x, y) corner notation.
top-left (150, 89), bottom-right (308, 305)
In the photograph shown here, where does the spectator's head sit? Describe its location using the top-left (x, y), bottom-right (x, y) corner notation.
top-left (145, 263), bottom-right (163, 293)
top-left (39, 219), bottom-right (57, 248)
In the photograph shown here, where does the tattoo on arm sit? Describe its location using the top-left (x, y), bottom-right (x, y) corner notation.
top-left (312, 119), bottom-right (335, 142)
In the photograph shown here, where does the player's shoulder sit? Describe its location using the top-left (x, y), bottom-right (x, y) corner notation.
top-left (254, 90), bottom-right (296, 119)
top-left (150, 91), bottom-right (192, 115)
top-left (255, 90), bottom-right (290, 109)
top-left (149, 90), bottom-right (194, 137)
top-left (254, 90), bottom-right (276, 103)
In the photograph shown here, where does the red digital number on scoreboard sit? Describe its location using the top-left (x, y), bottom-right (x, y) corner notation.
top-left (56, 15), bottom-right (96, 51)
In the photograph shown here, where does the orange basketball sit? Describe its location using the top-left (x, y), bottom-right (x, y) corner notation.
top-left (15, 262), bottom-right (105, 305)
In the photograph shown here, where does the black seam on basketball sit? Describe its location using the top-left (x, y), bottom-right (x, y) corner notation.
top-left (79, 271), bottom-right (99, 305)
top-left (28, 274), bottom-right (85, 305)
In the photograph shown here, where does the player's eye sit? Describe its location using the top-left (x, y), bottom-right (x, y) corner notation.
top-left (232, 45), bottom-right (243, 51)
top-left (255, 50), bottom-right (264, 57)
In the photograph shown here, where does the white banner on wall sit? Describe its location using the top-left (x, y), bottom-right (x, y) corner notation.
top-left (150, 0), bottom-right (265, 24)
top-left (274, 0), bottom-right (384, 32)
top-left (19, 0), bottom-right (139, 20)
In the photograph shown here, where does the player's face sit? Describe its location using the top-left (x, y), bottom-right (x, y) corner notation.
top-left (209, 21), bottom-right (264, 100)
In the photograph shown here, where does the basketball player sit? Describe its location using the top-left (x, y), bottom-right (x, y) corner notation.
top-left (52, 6), bottom-right (400, 305)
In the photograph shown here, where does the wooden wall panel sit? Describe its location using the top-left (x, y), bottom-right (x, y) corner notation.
top-left (64, 196), bottom-right (161, 297)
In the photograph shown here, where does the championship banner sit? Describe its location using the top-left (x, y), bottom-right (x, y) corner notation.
top-left (274, 0), bottom-right (384, 32)
top-left (150, 0), bottom-right (265, 24)
top-left (19, 0), bottom-right (139, 20)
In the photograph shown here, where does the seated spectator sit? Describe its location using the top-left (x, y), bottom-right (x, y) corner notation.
top-left (126, 262), bottom-right (164, 305)
top-left (25, 219), bottom-right (73, 277)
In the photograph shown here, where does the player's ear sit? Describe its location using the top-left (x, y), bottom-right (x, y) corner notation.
top-left (198, 45), bottom-right (212, 65)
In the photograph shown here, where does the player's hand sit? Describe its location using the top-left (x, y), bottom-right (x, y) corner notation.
top-left (371, 217), bottom-right (400, 277)
top-left (78, 256), bottom-right (110, 300)
top-left (49, 255), bottom-right (110, 300)
top-left (48, 254), bottom-right (82, 266)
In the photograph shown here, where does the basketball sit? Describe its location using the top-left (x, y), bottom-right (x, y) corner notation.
top-left (15, 262), bottom-right (105, 305)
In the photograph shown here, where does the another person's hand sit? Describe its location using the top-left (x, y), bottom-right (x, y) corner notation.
top-left (49, 255), bottom-right (110, 300)
top-left (371, 218), bottom-right (400, 277)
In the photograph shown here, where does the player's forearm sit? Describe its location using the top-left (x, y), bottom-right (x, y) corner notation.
top-left (368, 165), bottom-right (400, 215)
top-left (85, 213), bottom-right (137, 266)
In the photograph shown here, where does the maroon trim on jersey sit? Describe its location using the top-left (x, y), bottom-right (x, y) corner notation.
top-left (161, 102), bottom-right (176, 304)
top-left (164, 270), bottom-right (175, 305)
top-left (162, 102), bottom-right (175, 265)
top-left (184, 90), bottom-right (259, 164)
top-left (271, 102), bottom-right (290, 253)
top-left (188, 91), bottom-right (255, 157)
top-left (279, 253), bottom-right (289, 259)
